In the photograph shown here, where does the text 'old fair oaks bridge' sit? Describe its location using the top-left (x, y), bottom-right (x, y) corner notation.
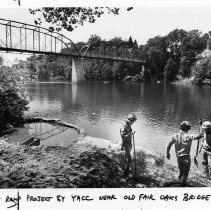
top-left (0, 18), bottom-right (145, 82)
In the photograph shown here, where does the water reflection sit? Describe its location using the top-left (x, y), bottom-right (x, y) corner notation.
top-left (71, 84), bottom-right (77, 105)
top-left (23, 82), bottom-right (211, 165)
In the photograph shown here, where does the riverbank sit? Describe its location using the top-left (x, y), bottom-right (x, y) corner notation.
top-left (18, 78), bottom-right (211, 87)
top-left (0, 135), bottom-right (211, 188)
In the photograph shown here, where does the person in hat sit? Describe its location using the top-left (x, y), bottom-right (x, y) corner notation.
top-left (166, 121), bottom-right (203, 186)
top-left (200, 121), bottom-right (211, 178)
top-left (120, 114), bottom-right (137, 174)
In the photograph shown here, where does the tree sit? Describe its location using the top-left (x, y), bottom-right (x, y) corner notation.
top-left (191, 59), bottom-right (208, 85)
top-left (142, 28), bottom-right (208, 82)
top-left (164, 58), bottom-right (177, 82)
top-left (179, 30), bottom-right (207, 78)
top-left (128, 36), bottom-right (134, 48)
top-left (29, 8), bottom-right (131, 32)
top-left (179, 53), bottom-right (195, 78)
top-left (102, 62), bottom-right (112, 80)
top-left (26, 55), bottom-right (38, 80)
top-left (181, 30), bottom-right (207, 54)
top-left (166, 29), bottom-right (187, 67)
top-left (134, 40), bottom-right (138, 48)
top-left (0, 56), bottom-right (28, 134)
top-left (87, 34), bottom-right (102, 51)
top-left (112, 62), bottom-right (122, 80)
top-left (145, 36), bottom-right (170, 81)
top-left (192, 52), bottom-right (211, 84)
top-left (37, 62), bottom-right (49, 80)
top-left (109, 37), bottom-right (124, 44)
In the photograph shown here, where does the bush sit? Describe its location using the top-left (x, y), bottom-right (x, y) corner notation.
top-left (191, 58), bottom-right (208, 84)
top-left (164, 58), bottom-right (178, 83)
top-left (0, 64), bottom-right (28, 135)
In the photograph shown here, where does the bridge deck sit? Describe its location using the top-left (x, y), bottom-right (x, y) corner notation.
top-left (0, 18), bottom-right (145, 63)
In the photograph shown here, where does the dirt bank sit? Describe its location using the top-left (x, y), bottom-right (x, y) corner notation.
top-left (0, 136), bottom-right (210, 188)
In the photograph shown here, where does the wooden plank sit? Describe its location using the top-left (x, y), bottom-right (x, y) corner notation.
top-left (21, 136), bottom-right (35, 146)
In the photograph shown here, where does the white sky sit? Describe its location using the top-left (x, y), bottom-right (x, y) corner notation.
top-left (1, 0), bottom-right (211, 64)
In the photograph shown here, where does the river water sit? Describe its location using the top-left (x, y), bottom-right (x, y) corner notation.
top-left (21, 81), bottom-right (211, 165)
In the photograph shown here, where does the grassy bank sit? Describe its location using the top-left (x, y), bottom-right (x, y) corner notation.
top-left (0, 136), bottom-right (210, 188)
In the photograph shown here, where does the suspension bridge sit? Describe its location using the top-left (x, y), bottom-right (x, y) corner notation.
top-left (0, 18), bottom-right (145, 82)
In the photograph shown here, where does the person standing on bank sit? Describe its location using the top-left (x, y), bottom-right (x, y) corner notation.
top-left (120, 114), bottom-right (137, 174)
top-left (166, 121), bottom-right (203, 186)
top-left (200, 121), bottom-right (211, 178)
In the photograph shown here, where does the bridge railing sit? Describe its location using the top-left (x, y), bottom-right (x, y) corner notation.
top-left (0, 18), bottom-right (80, 55)
top-left (0, 18), bottom-right (144, 63)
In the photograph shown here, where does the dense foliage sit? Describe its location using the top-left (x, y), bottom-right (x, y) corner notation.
top-left (29, 7), bottom-right (132, 32)
top-left (0, 57), bottom-right (28, 135)
top-left (24, 35), bottom-right (143, 81)
top-left (190, 33), bottom-right (211, 85)
top-left (191, 50), bottom-right (211, 85)
top-left (24, 54), bottom-right (71, 81)
top-left (24, 29), bottom-right (211, 83)
top-left (144, 29), bottom-right (209, 82)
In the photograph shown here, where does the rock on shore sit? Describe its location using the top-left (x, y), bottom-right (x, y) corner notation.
top-left (0, 137), bottom-right (211, 188)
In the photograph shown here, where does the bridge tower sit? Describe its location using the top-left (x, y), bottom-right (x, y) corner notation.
top-left (72, 58), bottom-right (85, 82)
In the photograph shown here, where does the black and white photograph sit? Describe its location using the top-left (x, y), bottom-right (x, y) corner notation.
top-left (1, 0), bottom-right (211, 209)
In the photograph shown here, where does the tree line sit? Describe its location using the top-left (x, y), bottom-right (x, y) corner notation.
top-left (143, 29), bottom-right (210, 84)
top-left (22, 35), bottom-right (142, 81)
top-left (23, 29), bottom-right (211, 83)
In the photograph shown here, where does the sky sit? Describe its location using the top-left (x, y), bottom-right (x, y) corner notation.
top-left (1, 1), bottom-right (211, 64)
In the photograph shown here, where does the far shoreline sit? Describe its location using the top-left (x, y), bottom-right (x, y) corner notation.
top-left (17, 78), bottom-right (211, 86)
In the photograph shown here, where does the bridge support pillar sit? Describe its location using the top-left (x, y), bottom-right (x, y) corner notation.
top-left (72, 58), bottom-right (85, 82)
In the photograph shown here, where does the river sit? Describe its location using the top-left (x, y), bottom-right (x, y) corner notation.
top-left (21, 81), bottom-right (211, 165)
